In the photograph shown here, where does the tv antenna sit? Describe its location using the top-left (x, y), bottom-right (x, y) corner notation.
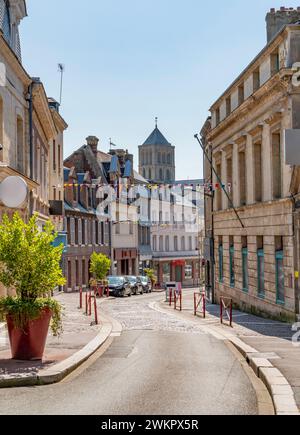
top-left (58, 63), bottom-right (65, 105)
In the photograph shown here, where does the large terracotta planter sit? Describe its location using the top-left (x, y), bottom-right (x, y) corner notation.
top-left (6, 309), bottom-right (52, 361)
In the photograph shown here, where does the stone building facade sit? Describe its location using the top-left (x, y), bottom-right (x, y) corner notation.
top-left (202, 8), bottom-right (300, 321)
top-left (0, 1), bottom-right (67, 295)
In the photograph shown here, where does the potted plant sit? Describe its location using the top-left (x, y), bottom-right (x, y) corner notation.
top-left (144, 268), bottom-right (157, 290)
top-left (90, 252), bottom-right (111, 288)
top-left (0, 213), bottom-right (65, 361)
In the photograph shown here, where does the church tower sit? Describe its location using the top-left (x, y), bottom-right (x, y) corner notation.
top-left (0, 0), bottom-right (27, 62)
top-left (139, 119), bottom-right (175, 183)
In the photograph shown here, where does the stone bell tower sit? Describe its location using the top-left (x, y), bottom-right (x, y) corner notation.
top-left (139, 118), bottom-right (175, 183)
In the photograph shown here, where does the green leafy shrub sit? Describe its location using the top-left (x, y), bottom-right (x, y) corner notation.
top-left (0, 213), bottom-right (65, 336)
top-left (144, 268), bottom-right (157, 286)
top-left (90, 252), bottom-right (111, 284)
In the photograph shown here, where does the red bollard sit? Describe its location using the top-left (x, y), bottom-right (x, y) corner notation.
top-left (203, 292), bottom-right (206, 319)
top-left (169, 289), bottom-right (172, 306)
top-left (88, 291), bottom-right (92, 316)
top-left (79, 287), bottom-right (83, 309)
top-left (85, 291), bottom-right (88, 315)
top-left (94, 296), bottom-right (98, 325)
top-left (106, 286), bottom-right (110, 298)
top-left (194, 293), bottom-right (197, 316)
top-left (220, 298), bottom-right (223, 324)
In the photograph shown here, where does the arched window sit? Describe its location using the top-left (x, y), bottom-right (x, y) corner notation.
top-left (166, 170), bottom-right (171, 181)
top-left (158, 153), bottom-right (161, 164)
top-left (159, 169), bottom-right (163, 181)
top-left (148, 169), bottom-right (152, 180)
top-left (167, 154), bottom-right (171, 164)
top-left (174, 236), bottom-right (178, 251)
top-left (143, 168), bottom-right (146, 178)
top-left (165, 236), bottom-right (170, 252)
top-left (162, 154), bottom-right (166, 164)
top-left (153, 236), bottom-right (157, 251)
top-left (159, 236), bottom-right (164, 251)
top-left (181, 236), bottom-right (186, 251)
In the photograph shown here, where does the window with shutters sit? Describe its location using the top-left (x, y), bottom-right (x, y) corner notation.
top-left (71, 218), bottom-right (75, 245)
top-left (75, 218), bottom-right (78, 245)
top-left (82, 220), bottom-right (86, 245)
top-left (95, 221), bottom-right (99, 244)
top-left (67, 218), bottom-right (71, 245)
top-left (53, 140), bottom-right (56, 171)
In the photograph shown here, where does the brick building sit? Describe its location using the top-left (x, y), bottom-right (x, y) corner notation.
top-left (63, 167), bottom-right (110, 292)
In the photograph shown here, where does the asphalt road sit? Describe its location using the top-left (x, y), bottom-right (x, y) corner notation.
top-left (0, 293), bottom-right (258, 415)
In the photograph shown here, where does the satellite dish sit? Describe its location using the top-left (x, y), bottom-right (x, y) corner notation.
top-left (0, 176), bottom-right (28, 209)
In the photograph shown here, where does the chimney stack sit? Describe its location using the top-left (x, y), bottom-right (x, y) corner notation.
top-left (86, 136), bottom-right (99, 155)
top-left (266, 7), bottom-right (300, 42)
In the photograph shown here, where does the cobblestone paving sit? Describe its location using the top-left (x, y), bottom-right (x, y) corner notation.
top-left (101, 294), bottom-right (207, 335)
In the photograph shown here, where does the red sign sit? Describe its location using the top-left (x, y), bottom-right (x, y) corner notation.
top-left (172, 260), bottom-right (185, 267)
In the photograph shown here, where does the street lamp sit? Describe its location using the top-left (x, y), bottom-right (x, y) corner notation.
top-left (0, 176), bottom-right (28, 209)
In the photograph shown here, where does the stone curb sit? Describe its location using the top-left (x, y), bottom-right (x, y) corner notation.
top-left (0, 297), bottom-right (121, 389)
top-left (231, 340), bottom-right (300, 416)
top-left (153, 300), bottom-right (299, 416)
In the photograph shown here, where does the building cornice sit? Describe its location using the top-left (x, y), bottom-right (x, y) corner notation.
top-left (0, 32), bottom-right (31, 87)
top-left (209, 25), bottom-right (300, 111)
top-left (207, 69), bottom-right (290, 142)
top-left (50, 108), bottom-right (68, 134)
top-left (32, 82), bottom-right (57, 141)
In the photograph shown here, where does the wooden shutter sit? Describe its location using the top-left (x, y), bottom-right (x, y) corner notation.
top-left (78, 219), bottom-right (82, 246)
top-left (70, 217), bottom-right (75, 245)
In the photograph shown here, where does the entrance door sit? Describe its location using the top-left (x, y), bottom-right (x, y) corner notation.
top-left (175, 266), bottom-right (182, 283)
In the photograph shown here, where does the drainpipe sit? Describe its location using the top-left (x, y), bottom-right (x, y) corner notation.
top-left (26, 82), bottom-right (34, 217)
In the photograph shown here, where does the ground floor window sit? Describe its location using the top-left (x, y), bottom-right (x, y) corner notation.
top-left (257, 249), bottom-right (265, 298)
top-left (163, 263), bottom-right (171, 283)
top-left (185, 261), bottom-right (193, 280)
top-left (242, 248), bottom-right (249, 292)
top-left (219, 245), bottom-right (223, 283)
top-left (229, 245), bottom-right (235, 288)
top-left (276, 250), bottom-right (285, 304)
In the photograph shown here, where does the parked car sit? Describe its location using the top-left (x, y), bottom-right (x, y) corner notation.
top-left (139, 276), bottom-right (152, 293)
top-left (108, 276), bottom-right (132, 298)
top-left (126, 276), bottom-right (144, 295)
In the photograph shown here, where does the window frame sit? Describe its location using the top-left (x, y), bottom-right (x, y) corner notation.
top-left (276, 250), bottom-right (285, 305)
top-left (242, 247), bottom-right (249, 293)
top-left (257, 248), bottom-right (265, 299)
top-left (218, 244), bottom-right (224, 283)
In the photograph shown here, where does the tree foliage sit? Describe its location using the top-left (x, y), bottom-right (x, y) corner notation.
top-left (90, 252), bottom-right (111, 282)
top-left (0, 213), bottom-right (65, 335)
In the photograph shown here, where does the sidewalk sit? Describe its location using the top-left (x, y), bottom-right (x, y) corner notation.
top-left (0, 293), bottom-right (116, 387)
top-left (158, 290), bottom-right (300, 415)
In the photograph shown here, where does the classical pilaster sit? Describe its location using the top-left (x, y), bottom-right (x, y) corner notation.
top-left (245, 134), bottom-right (254, 205)
top-left (232, 143), bottom-right (239, 208)
top-left (221, 150), bottom-right (228, 209)
top-left (262, 122), bottom-right (272, 202)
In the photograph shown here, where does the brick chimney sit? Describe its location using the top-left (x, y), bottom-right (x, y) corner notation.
top-left (86, 136), bottom-right (99, 155)
top-left (266, 7), bottom-right (300, 42)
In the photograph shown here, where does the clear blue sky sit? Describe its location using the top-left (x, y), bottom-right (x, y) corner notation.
top-left (21, 0), bottom-right (300, 179)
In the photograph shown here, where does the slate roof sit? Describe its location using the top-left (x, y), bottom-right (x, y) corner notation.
top-left (143, 127), bottom-right (171, 146)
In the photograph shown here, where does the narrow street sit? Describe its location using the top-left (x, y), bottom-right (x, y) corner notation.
top-left (0, 293), bottom-right (258, 415)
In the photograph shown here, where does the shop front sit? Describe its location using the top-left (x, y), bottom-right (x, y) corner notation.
top-left (154, 257), bottom-right (200, 288)
top-left (114, 248), bottom-right (138, 276)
